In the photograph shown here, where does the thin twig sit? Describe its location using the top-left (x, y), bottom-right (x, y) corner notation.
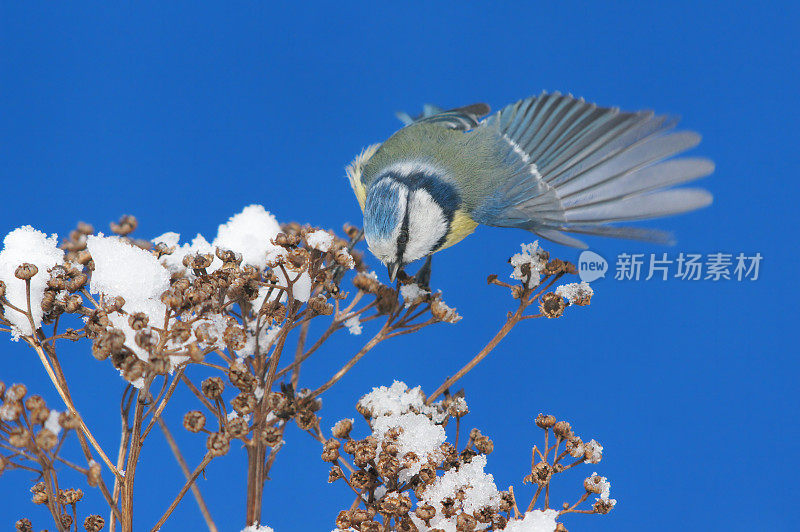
top-left (150, 453), bottom-right (214, 532)
top-left (158, 418), bottom-right (218, 531)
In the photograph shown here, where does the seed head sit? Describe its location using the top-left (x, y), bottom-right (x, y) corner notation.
top-left (474, 436), bottom-right (494, 454)
top-left (201, 377), bottom-right (224, 400)
top-left (110, 215), bottom-right (138, 236)
top-left (328, 466), bottom-right (344, 483)
top-left (553, 421), bottom-right (573, 439)
top-left (223, 324), bottom-right (247, 350)
top-left (14, 263), bottom-right (38, 280)
top-left (24, 395), bottom-right (46, 413)
top-left (584, 439), bottom-right (603, 464)
top-left (15, 519), bottom-right (33, 532)
top-left (539, 292), bottom-right (566, 318)
top-left (84, 514), bottom-right (106, 531)
top-left (529, 461), bottom-right (553, 486)
top-left (226, 416), bottom-right (249, 439)
top-left (183, 411), bottom-right (206, 433)
top-left (231, 393), bottom-right (257, 416)
top-left (359, 520), bottom-right (381, 532)
top-left (64, 294), bottom-right (83, 313)
top-left (566, 437), bottom-right (585, 458)
top-left (261, 427), bottom-right (283, 447)
top-left (35, 428), bottom-right (58, 450)
top-left (127, 312), bottom-right (149, 330)
top-left (415, 503), bottom-right (436, 522)
top-left (331, 418), bottom-right (353, 439)
top-left (592, 498), bottom-right (615, 514)
top-left (206, 432), bottom-right (230, 456)
top-left (228, 363), bottom-right (256, 393)
top-left (59, 411), bottom-right (80, 430)
top-left (535, 413), bottom-right (557, 429)
top-left (295, 409), bottom-right (318, 431)
top-left (308, 294), bottom-right (334, 315)
top-left (456, 513), bottom-right (477, 531)
top-left (584, 474), bottom-right (604, 494)
top-left (65, 272), bottom-right (89, 292)
top-left (335, 511), bottom-right (351, 530)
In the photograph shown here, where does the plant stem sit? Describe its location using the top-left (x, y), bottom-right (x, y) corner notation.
top-left (150, 453), bottom-right (213, 532)
top-left (158, 417), bottom-right (218, 531)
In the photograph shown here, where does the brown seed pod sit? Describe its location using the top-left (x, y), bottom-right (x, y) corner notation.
top-left (14, 263), bottom-right (38, 280)
top-left (206, 432), bottom-right (230, 456)
top-left (539, 292), bottom-right (566, 318)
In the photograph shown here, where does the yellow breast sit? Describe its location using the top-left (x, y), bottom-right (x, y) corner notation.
top-left (439, 209), bottom-right (478, 251)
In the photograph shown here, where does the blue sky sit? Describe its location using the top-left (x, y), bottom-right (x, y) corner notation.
top-left (1, 2), bottom-right (797, 530)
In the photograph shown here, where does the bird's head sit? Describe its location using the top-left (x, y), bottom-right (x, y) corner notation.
top-left (363, 165), bottom-right (459, 281)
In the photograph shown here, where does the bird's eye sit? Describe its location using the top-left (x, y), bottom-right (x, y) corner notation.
top-left (398, 229), bottom-right (409, 244)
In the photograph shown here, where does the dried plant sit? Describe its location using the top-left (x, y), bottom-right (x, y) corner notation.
top-left (0, 206), bottom-right (608, 532)
top-left (325, 384), bottom-right (615, 531)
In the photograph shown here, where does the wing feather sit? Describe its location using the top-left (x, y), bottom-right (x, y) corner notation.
top-left (475, 92), bottom-right (713, 246)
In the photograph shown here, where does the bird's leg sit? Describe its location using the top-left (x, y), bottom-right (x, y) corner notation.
top-left (415, 255), bottom-right (433, 288)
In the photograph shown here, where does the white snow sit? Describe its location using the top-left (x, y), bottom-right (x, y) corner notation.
top-left (584, 439), bottom-right (603, 463)
top-left (555, 282), bottom-right (593, 304)
top-left (344, 314), bottom-right (362, 335)
top-left (87, 235), bottom-right (171, 314)
top-left (400, 283), bottom-right (429, 308)
top-left (213, 205), bottom-right (283, 268)
top-left (241, 524), bottom-right (274, 532)
top-left (278, 267), bottom-right (312, 303)
top-left (0, 226), bottom-right (64, 337)
top-left (44, 409), bottom-right (62, 436)
top-left (357, 381), bottom-right (445, 422)
top-left (372, 412), bottom-right (446, 482)
top-left (510, 241), bottom-right (548, 288)
top-left (152, 231), bottom-right (180, 248)
top-left (503, 509), bottom-right (559, 532)
top-left (421, 454), bottom-right (504, 522)
top-left (236, 323), bottom-right (281, 358)
top-left (588, 472), bottom-right (613, 501)
top-left (155, 233), bottom-right (220, 275)
top-left (305, 230), bottom-right (334, 252)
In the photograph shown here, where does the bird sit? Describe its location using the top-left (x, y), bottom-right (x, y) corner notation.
top-left (346, 92), bottom-right (714, 282)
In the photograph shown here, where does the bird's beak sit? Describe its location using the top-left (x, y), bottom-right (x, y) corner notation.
top-left (387, 262), bottom-right (401, 282)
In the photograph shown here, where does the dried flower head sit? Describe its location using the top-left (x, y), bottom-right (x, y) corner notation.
top-left (206, 432), bottom-right (230, 456)
top-left (15, 519), bottom-right (33, 532)
top-left (84, 514), bottom-right (105, 531)
top-left (15, 263), bottom-right (39, 280)
top-left (201, 377), bottom-right (225, 400)
top-left (539, 292), bottom-right (566, 318)
top-left (183, 410), bottom-right (206, 433)
top-left (535, 413), bottom-right (556, 429)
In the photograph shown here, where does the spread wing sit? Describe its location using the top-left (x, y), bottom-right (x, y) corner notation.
top-left (474, 92), bottom-right (714, 247)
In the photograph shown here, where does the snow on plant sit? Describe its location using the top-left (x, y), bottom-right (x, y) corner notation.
top-left (326, 384), bottom-right (615, 531)
top-left (0, 207), bottom-right (605, 532)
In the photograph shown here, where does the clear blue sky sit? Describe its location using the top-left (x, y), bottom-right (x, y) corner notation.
top-left (1, 2), bottom-right (797, 531)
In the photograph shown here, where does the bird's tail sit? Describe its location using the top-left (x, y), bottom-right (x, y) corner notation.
top-left (477, 92), bottom-right (714, 248)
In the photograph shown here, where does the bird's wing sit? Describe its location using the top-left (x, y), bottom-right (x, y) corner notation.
top-left (397, 103), bottom-right (491, 130)
top-left (473, 92), bottom-right (714, 248)
top-left (345, 143), bottom-right (382, 212)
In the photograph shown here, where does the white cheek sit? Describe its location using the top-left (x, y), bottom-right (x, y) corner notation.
top-left (404, 191), bottom-right (447, 263)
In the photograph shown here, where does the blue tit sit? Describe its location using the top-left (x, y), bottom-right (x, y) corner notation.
top-left (346, 92), bottom-right (714, 281)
